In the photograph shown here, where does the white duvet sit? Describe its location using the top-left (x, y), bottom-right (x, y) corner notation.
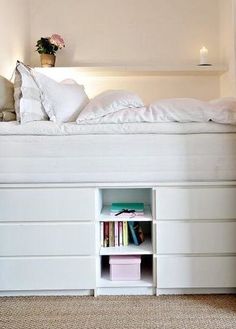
top-left (76, 97), bottom-right (236, 125)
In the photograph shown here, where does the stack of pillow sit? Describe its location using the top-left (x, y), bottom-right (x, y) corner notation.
top-left (1, 61), bottom-right (236, 125)
top-left (0, 61), bottom-right (144, 124)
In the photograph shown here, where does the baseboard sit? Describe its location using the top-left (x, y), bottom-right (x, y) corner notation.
top-left (0, 289), bottom-right (94, 297)
top-left (156, 288), bottom-right (236, 295)
top-left (96, 287), bottom-right (156, 296)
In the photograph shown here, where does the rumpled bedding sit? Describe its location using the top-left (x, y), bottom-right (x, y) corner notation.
top-left (76, 97), bottom-right (236, 125)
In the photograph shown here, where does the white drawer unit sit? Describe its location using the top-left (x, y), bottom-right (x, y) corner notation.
top-left (0, 256), bottom-right (96, 291)
top-left (0, 187), bottom-right (97, 221)
top-left (157, 256), bottom-right (236, 288)
top-left (1, 183), bottom-right (236, 296)
top-left (157, 221), bottom-right (236, 254)
top-left (156, 186), bottom-right (236, 220)
top-left (0, 223), bottom-right (95, 256)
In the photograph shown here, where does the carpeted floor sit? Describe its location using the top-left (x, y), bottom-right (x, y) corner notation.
top-left (0, 295), bottom-right (236, 329)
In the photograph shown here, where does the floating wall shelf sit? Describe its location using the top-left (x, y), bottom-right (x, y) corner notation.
top-left (36, 65), bottom-right (228, 77)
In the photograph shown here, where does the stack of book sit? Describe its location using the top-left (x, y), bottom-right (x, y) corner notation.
top-left (101, 202), bottom-right (145, 248)
top-left (100, 221), bottom-right (145, 247)
top-left (101, 221), bottom-right (128, 247)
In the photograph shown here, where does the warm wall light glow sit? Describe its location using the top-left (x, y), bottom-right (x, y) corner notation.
top-left (200, 46), bottom-right (209, 65)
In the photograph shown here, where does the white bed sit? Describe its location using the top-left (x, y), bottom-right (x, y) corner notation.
top-left (1, 121), bottom-right (236, 183)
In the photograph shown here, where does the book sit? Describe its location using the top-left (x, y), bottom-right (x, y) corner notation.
top-left (128, 221), bottom-right (144, 246)
top-left (109, 222), bottom-right (114, 247)
top-left (123, 221), bottom-right (129, 246)
top-left (110, 212), bottom-right (144, 218)
top-left (100, 222), bottom-right (104, 247)
top-left (110, 202), bottom-right (144, 215)
top-left (118, 221), bottom-right (123, 246)
top-left (104, 222), bottom-right (109, 247)
top-left (114, 221), bottom-right (119, 247)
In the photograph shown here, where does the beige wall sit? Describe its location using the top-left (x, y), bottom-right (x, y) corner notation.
top-left (1, 0), bottom-right (235, 100)
top-left (30, 0), bottom-right (221, 68)
top-left (0, 0), bottom-right (30, 79)
top-left (220, 0), bottom-right (236, 96)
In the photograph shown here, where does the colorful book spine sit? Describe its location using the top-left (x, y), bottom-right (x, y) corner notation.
top-left (123, 221), bottom-right (128, 246)
top-left (114, 221), bottom-right (119, 247)
top-left (104, 222), bottom-right (109, 247)
top-left (109, 222), bottom-right (114, 247)
top-left (119, 221), bottom-right (123, 246)
top-left (100, 222), bottom-right (104, 247)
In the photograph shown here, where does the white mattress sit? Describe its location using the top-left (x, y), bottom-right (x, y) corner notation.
top-left (1, 121), bottom-right (236, 183)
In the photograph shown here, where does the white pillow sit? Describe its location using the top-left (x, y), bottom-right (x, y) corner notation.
top-left (14, 62), bottom-right (48, 123)
top-left (209, 97), bottom-right (236, 124)
top-left (148, 98), bottom-right (213, 123)
top-left (77, 90), bottom-right (144, 123)
top-left (32, 71), bottom-right (89, 123)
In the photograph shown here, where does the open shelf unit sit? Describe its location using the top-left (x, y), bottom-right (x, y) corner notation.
top-left (96, 188), bottom-right (154, 293)
top-left (99, 256), bottom-right (153, 288)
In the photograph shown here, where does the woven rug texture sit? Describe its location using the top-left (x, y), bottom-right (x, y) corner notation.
top-left (0, 295), bottom-right (236, 329)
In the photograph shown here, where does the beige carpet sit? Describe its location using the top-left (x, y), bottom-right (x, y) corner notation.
top-left (0, 295), bottom-right (236, 329)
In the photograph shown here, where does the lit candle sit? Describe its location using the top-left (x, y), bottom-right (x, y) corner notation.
top-left (200, 46), bottom-right (209, 65)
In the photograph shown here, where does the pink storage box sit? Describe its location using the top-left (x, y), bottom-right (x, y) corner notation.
top-left (109, 255), bottom-right (141, 281)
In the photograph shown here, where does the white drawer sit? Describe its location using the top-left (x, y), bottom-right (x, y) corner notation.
top-left (156, 187), bottom-right (236, 220)
top-left (157, 221), bottom-right (236, 254)
top-left (0, 256), bottom-right (95, 291)
top-left (0, 223), bottom-right (95, 256)
top-left (157, 256), bottom-right (236, 288)
top-left (0, 188), bottom-right (96, 221)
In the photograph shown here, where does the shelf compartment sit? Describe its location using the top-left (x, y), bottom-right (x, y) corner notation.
top-left (99, 205), bottom-right (152, 222)
top-left (100, 238), bottom-right (152, 255)
top-left (99, 256), bottom-right (153, 288)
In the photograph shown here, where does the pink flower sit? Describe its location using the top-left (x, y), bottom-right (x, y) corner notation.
top-left (49, 34), bottom-right (65, 48)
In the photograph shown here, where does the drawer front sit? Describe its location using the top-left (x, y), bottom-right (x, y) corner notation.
top-left (157, 256), bottom-right (236, 288)
top-left (0, 188), bottom-right (96, 221)
top-left (0, 223), bottom-right (95, 256)
top-left (157, 221), bottom-right (236, 254)
top-left (0, 256), bottom-right (95, 291)
top-left (156, 187), bottom-right (236, 220)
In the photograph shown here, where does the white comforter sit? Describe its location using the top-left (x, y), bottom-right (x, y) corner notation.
top-left (77, 97), bottom-right (236, 125)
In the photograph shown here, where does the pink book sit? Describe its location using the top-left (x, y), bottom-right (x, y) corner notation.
top-left (118, 222), bottom-right (123, 246)
top-left (114, 221), bottom-right (119, 247)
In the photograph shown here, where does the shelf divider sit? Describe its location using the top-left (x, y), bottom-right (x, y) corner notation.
top-left (100, 238), bottom-right (153, 256)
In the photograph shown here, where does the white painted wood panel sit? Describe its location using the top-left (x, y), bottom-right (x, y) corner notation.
top-left (0, 223), bottom-right (95, 256)
top-left (157, 256), bottom-right (236, 288)
top-left (156, 187), bottom-right (236, 220)
top-left (0, 257), bottom-right (95, 290)
top-left (157, 221), bottom-right (236, 254)
top-left (0, 188), bottom-right (96, 221)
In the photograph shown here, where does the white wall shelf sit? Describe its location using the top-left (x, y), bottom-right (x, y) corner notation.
top-left (100, 238), bottom-right (152, 256)
top-left (99, 205), bottom-right (152, 222)
top-left (36, 65), bottom-right (228, 77)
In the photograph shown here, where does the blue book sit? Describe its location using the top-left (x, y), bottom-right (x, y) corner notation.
top-left (128, 221), bottom-right (140, 246)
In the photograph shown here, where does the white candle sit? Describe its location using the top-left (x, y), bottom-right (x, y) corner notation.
top-left (200, 46), bottom-right (209, 65)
